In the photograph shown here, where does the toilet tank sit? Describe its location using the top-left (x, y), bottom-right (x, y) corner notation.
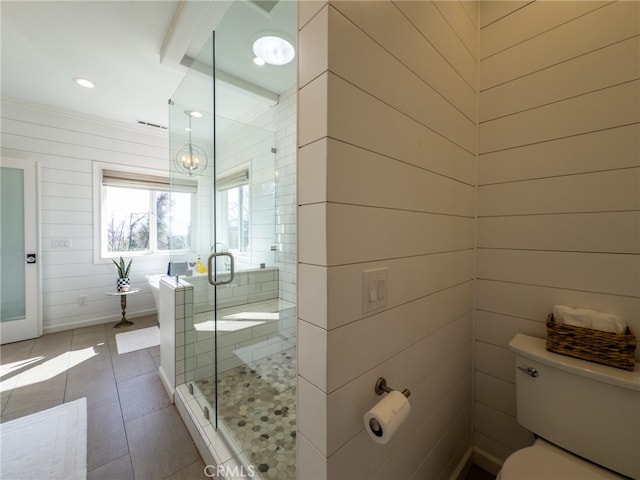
top-left (509, 334), bottom-right (640, 479)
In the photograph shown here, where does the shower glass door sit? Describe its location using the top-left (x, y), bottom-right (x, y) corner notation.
top-left (212, 1), bottom-right (297, 476)
top-left (170, 0), bottom-right (297, 477)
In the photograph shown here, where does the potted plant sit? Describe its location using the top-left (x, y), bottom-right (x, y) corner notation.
top-left (112, 256), bottom-right (132, 292)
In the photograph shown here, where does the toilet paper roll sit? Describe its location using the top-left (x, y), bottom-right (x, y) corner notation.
top-left (363, 390), bottom-right (411, 444)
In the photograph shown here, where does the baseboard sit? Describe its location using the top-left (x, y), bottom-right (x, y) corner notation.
top-left (472, 446), bottom-right (503, 476)
top-left (158, 366), bottom-right (175, 403)
top-left (42, 308), bottom-right (157, 334)
top-left (450, 447), bottom-right (473, 480)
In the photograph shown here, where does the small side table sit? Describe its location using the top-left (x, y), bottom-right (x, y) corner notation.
top-left (105, 288), bottom-right (140, 328)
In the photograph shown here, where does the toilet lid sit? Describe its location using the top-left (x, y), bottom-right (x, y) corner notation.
top-left (501, 440), bottom-right (624, 479)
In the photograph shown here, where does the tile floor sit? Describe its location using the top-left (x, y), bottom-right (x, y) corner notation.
top-left (0, 315), bottom-right (208, 480)
top-left (195, 347), bottom-right (296, 479)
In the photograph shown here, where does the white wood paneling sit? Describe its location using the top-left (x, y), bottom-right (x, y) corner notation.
top-left (393, 1), bottom-right (477, 89)
top-left (478, 212), bottom-right (640, 254)
top-left (325, 258), bottom-right (474, 330)
top-left (481, 36), bottom-right (640, 122)
top-left (479, 1), bottom-right (530, 29)
top-left (474, 402), bottom-right (534, 452)
top-left (478, 124), bottom-right (640, 185)
top-left (475, 371), bottom-right (516, 417)
top-left (298, 3), bottom-right (328, 89)
top-left (481, 80), bottom-right (640, 153)
top-left (478, 249), bottom-right (639, 297)
top-left (332, 1), bottom-right (477, 122)
top-left (326, 72), bottom-right (475, 183)
top-left (476, 3), bottom-right (639, 463)
top-left (476, 280), bottom-right (640, 330)
top-left (478, 168), bottom-right (640, 216)
top-left (298, 1), bottom-right (478, 476)
top-left (325, 203), bottom-right (474, 266)
top-left (328, 6), bottom-right (476, 153)
top-left (1, 99), bottom-right (169, 332)
top-left (434, 1), bottom-right (479, 59)
top-left (480, 1), bottom-right (609, 59)
top-left (480, 1), bottom-right (640, 90)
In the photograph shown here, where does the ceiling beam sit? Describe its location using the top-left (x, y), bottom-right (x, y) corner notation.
top-left (160, 0), bottom-right (231, 67)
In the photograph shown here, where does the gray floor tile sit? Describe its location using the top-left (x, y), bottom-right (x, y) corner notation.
top-left (65, 368), bottom-right (119, 411)
top-left (0, 339), bottom-right (34, 363)
top-left (31, 330), bottom-right (73, 355)
top-left (126, 405), bottom-right (201, 480)
top-left (1, 392), bottom-right (9, 414)
top-left (2, 373), bottom-right (67, 420)
top-left (117, 371), bottom-right (171, 422)
top-left (0, 315), bottom-right (206, 478)
top-left (111, 348), bottom-right (157, 381)
top-left (67, 343), bottom-right (113, 379)
top-left (87, 400), bottom-right (129, 470)
top-left (71, 324), bottom-right (108, 348)
top-left (165, 459), bottom-right (209, 480)
top-left (88, 454), bottom-right (134, 480)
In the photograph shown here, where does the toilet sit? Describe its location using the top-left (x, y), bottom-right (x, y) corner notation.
top-left (499, 334), bottom-right (640, 479)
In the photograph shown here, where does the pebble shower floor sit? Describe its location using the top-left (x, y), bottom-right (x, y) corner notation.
top-left (196, 347), bottom-right (296, 479)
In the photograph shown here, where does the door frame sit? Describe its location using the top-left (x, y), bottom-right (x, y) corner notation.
top-left (1, 157), bottom-right (42, 343)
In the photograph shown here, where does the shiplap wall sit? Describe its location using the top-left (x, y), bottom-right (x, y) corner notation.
top-left (2, 87), bottom-right (296, 334)
top-left (297, 1), bottom-right (477, 478)
top-left (475, 0), bottom-right (640, 471)
top-left (1, 99), bottom-right (170, 332)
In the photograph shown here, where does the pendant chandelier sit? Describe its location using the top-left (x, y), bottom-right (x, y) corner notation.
top-left (174, 110), bottom-right (208, 176)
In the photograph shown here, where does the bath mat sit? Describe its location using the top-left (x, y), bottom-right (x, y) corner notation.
top-left (115, 326), bottom-right (160, 355)
top-left (0, 397), bottom-right (87, 480)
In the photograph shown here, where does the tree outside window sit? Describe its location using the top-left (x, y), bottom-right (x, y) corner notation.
top-left (103, 186), bottom-right (191, 256)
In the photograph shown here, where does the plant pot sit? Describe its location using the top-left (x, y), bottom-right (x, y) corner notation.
top-left (116, 277), bottom-right (130, 292)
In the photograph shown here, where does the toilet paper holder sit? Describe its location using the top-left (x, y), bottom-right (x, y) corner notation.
top-left (375, 377), bottom-right (411, 398)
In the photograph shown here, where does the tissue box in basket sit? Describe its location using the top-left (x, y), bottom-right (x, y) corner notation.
top-left (546, 314), bottom-right (636, 371)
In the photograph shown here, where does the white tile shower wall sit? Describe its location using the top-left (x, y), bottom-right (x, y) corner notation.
top-left (185, 300), bottom-right (296, 382)
top-left (297, 2), bottom-right (477, 479)
top-left (275, 85), bottom-right (297, 304)
top-left (185, 267), bottom-right (279, 314)
top-left (0, 99), bottom-right (167, 332)
top-left (216, 109), bottom-right (276, 270)
top-left (159, 277), bottom-right (192, 394)
top-left (475, 1), bottom-right (640, 471)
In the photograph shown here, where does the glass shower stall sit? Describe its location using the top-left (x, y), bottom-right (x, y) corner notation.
top-left (167, 1), bottom-right (297, 477)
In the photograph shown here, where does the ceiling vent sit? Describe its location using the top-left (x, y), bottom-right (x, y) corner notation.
top-left (251, 0), bottom-right (278, 14)
top-left (137, 120), bottom-right (168, 130)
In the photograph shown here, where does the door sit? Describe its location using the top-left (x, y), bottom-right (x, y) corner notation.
top-left (1, 158), bottom-right (41, 344)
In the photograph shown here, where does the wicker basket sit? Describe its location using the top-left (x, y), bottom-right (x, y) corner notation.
top-left (546, 314), bottom-right (637, 371)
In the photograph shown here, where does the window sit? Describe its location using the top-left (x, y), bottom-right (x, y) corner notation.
top-left (97, 167), bottom-right (196, 259)
top-left (217, 168), bottom-right (250, 254)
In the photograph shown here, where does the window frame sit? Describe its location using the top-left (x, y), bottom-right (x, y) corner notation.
top-left (93, 162), bottom-right (196, 263)
top-left (216, 165), bottom-right (250, 260)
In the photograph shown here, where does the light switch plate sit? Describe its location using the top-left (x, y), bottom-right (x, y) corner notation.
top-left (362, 267), bottom-right (388, 313)
top-left (51, 238), bottom-right (71, 249)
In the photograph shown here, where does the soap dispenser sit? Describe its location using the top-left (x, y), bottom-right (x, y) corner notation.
top-left (195, 256), bottom-right (208, 274)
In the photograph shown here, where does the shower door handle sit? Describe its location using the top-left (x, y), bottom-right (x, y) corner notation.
top-left (207, 252), bottom-right (235, 286)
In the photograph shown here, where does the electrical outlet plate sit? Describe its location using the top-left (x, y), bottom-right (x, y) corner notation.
top-left (362, 267), bottom-right (388, 313)
top-left (51, 238), bottom-right (71, 249)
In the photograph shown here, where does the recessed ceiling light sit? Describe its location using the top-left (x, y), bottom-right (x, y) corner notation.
top-left (252, 36), bottom-right (295, 66)
top-left (186, 110), bottom-right (202, 118)
top-left (73, 77), bottom-right (95, 88)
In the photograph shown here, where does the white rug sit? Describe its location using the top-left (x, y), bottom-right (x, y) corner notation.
top-left (115, 326), bottom-right (160, 354)
top-left (0, 398), bottom-right (87, 480)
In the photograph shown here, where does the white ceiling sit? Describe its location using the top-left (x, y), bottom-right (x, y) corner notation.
top-left (1, 0), bottom-right (297, 130)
